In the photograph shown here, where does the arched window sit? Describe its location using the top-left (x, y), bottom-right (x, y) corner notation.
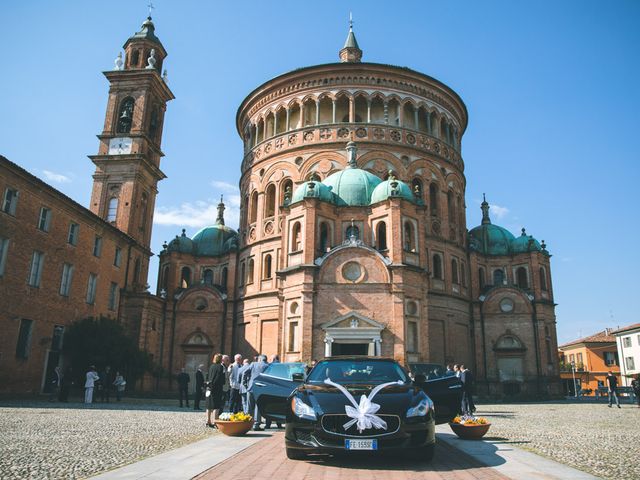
top-left (345, 225), bottom-right (360, 241)
top-left (336, 95), bottom-right (349, 123)
top-left (303, 98), bottom-right (316, 126)
top-left (447, 190), bottom-right (455, 220)
top-left (203, 269), bottom-right (213, 285)
top-left (432, 254), bottom-right (443, 280)
top-left (160, 265), bottom-right (169, 292)
top-left (388, 98), bottom-right (400, 125)
top-left (404, 221), bottom-right (415, 252)
top-left (429, 183), bottom-right (439, 216)
top-left (180, 266), bottom-right (191, 288)
top-left (249, 191), bottom-right (258, 223)
top-left (107, 197), bottom-right (118, 222)
top-left (377, 222), bottom-right (387, 251)
top-left (540, 267), bottom-right (548, 291)
top-left (265, 184), bottom-right (276, 218)
top-left (516, 267), bottom-right (529, 289)
top-left (319, 222), bottom-right (330, 254)
top-left (281, 179), bottom-right (293, 205)
top-left (131, 50), bottom-right (140, 67)
top-left (403, 103), bottom-right (416, 129)
top-left (240, 263), bottom-right (245, 286)
top-left (265, 111), bottom-right (275, 138)
top-left (411, 178), bottom-right (423, 201)
top-left (263, 254), bottom-right (272, 279)
top-left (117, 97), bottom-right (135, 134)
top-left (493, 269), bottom-right (505, 286)
top-left (440, 118), bottom-right (449, 142)
top-left (354, 96), bottom-right (367, 123)
top-left (370, 96), bottom-right (385, 123)
top-left (451, 258), bottom-right (459, 284)
top-left (478, 267), bottom-right (486, 290)
top-left (291, 222), bottom-right (302, 251)
top-left (247, 258), bottom-right (254, 284)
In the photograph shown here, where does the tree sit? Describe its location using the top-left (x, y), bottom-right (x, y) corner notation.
top-left (63, 317), bottom-right (150, 390)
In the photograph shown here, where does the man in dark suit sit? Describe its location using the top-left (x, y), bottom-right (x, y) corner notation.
top-left (177, 368), bottom-right (190, 408)
top-left (460, 364), bottom-right (476, 415)
top-left (194, 364), bottom-right (205, 410)
top-left (606, 371), bottom-right (621, 408)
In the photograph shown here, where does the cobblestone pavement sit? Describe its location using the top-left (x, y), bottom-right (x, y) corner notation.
top-left (0, 400), bottom-right (214, 479)
top-left (478, 402), bottom-right (639, 480)
top-left (195, 431), bottom-right (509, 480)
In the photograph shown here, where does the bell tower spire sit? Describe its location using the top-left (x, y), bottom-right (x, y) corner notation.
top-left (339, 13), bottom-right (363, 63)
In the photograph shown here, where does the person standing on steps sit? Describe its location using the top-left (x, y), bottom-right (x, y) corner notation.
top-left (606, 371), bottom-right (621, 408)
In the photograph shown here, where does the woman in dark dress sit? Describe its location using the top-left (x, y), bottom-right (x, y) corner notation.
top-left (206, 353), bottom-right (225, 427)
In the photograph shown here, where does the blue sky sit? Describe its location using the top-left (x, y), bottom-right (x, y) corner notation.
top-left (1, 1), bottom-right (638, 344)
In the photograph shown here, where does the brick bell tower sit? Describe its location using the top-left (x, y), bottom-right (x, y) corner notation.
top-left (89, 16), bottom-right (174, 250)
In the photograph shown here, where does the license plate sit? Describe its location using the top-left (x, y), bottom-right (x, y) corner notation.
top-left (345, 439), bottom-right (377, 450)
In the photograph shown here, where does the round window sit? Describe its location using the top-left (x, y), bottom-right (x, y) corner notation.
top-left (342, 261), bottom-right (362, 282)
top-left (499, 298), bottom-right (514, 313)
top-left (290, 301), bottom-right (299, 315)
top-left (406, 301), bottom-right (418, 316)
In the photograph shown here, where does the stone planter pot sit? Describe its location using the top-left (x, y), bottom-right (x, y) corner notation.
top-left (215, 419), bottom-right (253, 436)
top-left (449, 422), bottom-right (491, 440)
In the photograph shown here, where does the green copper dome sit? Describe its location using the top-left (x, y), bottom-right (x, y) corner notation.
top-left (291, 181), bottom-right (336, 204)
top-left (167, 230), bottom-right (195, 254)
top-left (322, 168), bottom-right (382, 206)
top-left (511, 229), bottom-right (542, 254)
top-left (370, 178), bottom-right (416, 204)
top-left (192, 224), bottom-right (238, 257)
top-left (469, 224), bottom-right (516, 256)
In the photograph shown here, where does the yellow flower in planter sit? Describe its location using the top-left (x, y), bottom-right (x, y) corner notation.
top-left (229, 412), bottom-right (253, 422)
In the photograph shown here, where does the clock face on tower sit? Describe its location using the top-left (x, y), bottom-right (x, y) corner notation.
top-left (108, 137), bottom-right (133, 155)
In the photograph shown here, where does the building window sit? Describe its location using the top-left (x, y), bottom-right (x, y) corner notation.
top-left (68, 223), bottom-right (79, 245)
top-left (447, 190), bottom-right (455, 220)
top-left (2, 188), bottom-right (18, 215)
top-left (108, 282), bottom-right (119, 311)
top-left (86, 273), bottom-right (98, 304)
top-left (93, 236), bottom-right (102, 257)
top-left (37, 207), bottom-right (52, 232)
top-left (107, 197), bottom-right (118, 222)
top-left (116, 97), bottom-right (135, 134)
top-left (516, 267), bottom-right (528, 289)
top-left (15, 319), bottom-right (34, 359)
top-left (263, 254), bottom-right (272, 279)
top-left (28, 251), bottom-right (45, 287)
top-left (249, 191), bottom-right (258, 224)
top-left (114, 247), bottom-right (122, 267)
top-left (221, 267), bottom-right (228, 291)
top-left (59, 263), bottom-right (74, 297)
top-left (604, 352), bottom-right (618, 367)
top-left (623, 336), bottom-right (632, 348)
top-left (319, 222), bottom-right (330, 255)
top-left (625, 356), bottom-right (636, 370)
top-left (180, 266), bottom-right (191, 288)
top-left (576, 353), bottom-right (583, 365)
top-left (376, 221), bottom-right (387, 251)
top-left (160, 265), bottom-right (169, 292)
top-left (493, 269), bottom-right (505, 286)
top-left (265, 184), bottom-right (276, 217)
top-left (0, 237), bottom-right (9, 276)
top-left (478, 267), bottom-right (486, 290)
top-left (288, 321), bottom-right (299, 352)
top-left (407, 321), bottom-right (418, 353)
top-left (345, 224), bottom-right (359, 241)
top-left (291, 222), bottom-right (302, 251)
top-left (429, 183), bottom-right (438, 216)
top-left (432, 254), bottom-right (443, 280)
top-left (247, 258), bottom-right (254, 284)
top-left (540, 267), bottom-right (548, 291)
top-left (403, 221), bottom-right (415, 252)
top-left (203, 268), bottom-right (214, 285)
top-left (451, 258), bottom-right (459, 284)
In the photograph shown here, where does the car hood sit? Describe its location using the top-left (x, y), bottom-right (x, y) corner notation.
top-left (298, 383), bottom-right (421, 415)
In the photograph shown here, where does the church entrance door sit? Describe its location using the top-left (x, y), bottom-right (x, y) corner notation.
top-left (184, 353), bottom-right (209, 394)
top-left (331, 343), bottom-right (369, 356)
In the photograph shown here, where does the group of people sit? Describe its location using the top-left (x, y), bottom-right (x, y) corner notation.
top-left (83, 365), bottom-right (126, 404)
top-left (177, 353), bottom-right (280, 431)
top-left (445, 363), bottom-right (476, 415)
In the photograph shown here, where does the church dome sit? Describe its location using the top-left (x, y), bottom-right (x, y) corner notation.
top-left (291, 181), bottom-right (336, 204)
top-left (370, 177), bottom-right (416, 204)
top-left (468, 223), bottom-right (516, 256)
top-left (167, 230), bottom-right (195, 254)
top-left (192, 224), bottom-right (238, 257)
top-left (322, 168), bottom-right (382, 206)
top-left (511, 229), bottom-right (542, 254)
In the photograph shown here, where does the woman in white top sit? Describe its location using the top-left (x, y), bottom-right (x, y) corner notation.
top-left (84, 366), bottom-right (100, 404)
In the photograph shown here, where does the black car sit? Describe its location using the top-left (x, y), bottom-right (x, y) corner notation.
top-left (251, 357), bottom-right (444, 461)
top-left (408, 363), bottom-right (463, 425)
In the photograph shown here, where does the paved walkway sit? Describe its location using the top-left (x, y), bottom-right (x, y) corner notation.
top-left (195, 432), bottom-right (509, 480)
top-left (91, 431), bottom-right (273, 479)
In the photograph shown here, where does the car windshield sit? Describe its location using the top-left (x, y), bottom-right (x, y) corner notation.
top-left (262, 362), bottom-right (306, 380)
top-left (307, 360), bottom-right (409, 385)
top-left (409, 363), bottom-right (449, 380)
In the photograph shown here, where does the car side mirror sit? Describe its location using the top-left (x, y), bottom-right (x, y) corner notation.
top-left (292, 372), bottom-right (305, 382)
top-left (414, 373), bottom-right (426, 384)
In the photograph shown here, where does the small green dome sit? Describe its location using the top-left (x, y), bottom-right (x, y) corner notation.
top-left (370, 178), bottom-right (416, 204)
top-left (192, 224), bottom-right (238, 257)
top-left (511, 229), bottom-right (542, 254)
top-left (322, 168), bottom-right (382, 206)
top-left (469, 224), bottom-right (516, 256)
top-left (291, 181), bottom-right (336, 204)
top-left (167, 230), bottom-right (195, 254)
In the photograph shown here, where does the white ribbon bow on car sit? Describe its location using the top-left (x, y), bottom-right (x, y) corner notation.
top-left (324, 378), bottom-right (403, 433)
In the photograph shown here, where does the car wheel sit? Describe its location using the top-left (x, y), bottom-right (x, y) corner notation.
top-left (420, 443), bottom-right (435, 462)
top-left (286, 447), bottom-right (307, 461)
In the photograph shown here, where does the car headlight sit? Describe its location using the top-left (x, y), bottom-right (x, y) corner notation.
top-left (291, 396), bottom-right (316, 420)
top-left (406, 394), bottom-right (434, 418)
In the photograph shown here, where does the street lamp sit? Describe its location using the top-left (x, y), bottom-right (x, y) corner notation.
top-left (571, 361), bottom-right (578, 398)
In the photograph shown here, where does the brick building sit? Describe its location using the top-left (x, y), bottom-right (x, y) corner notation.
top-left (0, 17), bottom-right (561, 397)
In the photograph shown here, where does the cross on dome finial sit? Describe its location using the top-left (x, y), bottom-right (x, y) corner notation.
top-left (349, 12), bottom-right (353, 30)
top-left (147, 0), bottom-right (154, 19)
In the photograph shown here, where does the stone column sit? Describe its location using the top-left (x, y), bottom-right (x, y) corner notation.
top-left (367, 99), bottom-right (372, 123)
top-left (332, 99), bottom-right (337, 123)
top-left (324, 335), bottom-right (333, 357)
top-left (383, 101), bottom-right (389, 124)
top-left (349, 96), bottom-right (355, 123)
top-left (315, 99), bottom-right (320, 125)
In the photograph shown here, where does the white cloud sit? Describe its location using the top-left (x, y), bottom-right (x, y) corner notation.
top-left (490, 204), bottom-right (509, 220)
top-left (43, 170), bottom-right (71, 183)
top-left (154, 199), bottom-right (240, 229)
top-left (210, 180), bottom-right (238, 192)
